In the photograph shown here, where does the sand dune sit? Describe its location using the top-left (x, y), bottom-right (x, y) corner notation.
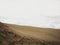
top-left (6, 23), bottom-right (60, 42)
top-left (0, 22), bottom-right (60, 45)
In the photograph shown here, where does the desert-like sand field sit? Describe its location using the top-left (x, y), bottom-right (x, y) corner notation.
top-left (0, 22), bottom-right (60, 45)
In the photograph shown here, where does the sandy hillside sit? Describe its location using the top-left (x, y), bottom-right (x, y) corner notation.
top-left (0, 22), bottom-right (60, 45)
top-left (6, 23), bottom-right (60, 42)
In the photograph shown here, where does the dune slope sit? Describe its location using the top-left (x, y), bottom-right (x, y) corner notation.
top-left (0, 22), bottom-right (60, 45)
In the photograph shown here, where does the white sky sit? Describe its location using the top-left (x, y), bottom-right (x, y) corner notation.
top-left (0, 0), bottom-right (60, 17)
top-left (0, 0), bottom-right (60, 29)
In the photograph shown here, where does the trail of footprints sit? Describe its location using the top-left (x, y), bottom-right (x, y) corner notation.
top-left (0, 22), bottom-right (60, 45)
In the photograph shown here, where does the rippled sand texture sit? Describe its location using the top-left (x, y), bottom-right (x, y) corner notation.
top-left (0, 22), bottom-right (60, 45)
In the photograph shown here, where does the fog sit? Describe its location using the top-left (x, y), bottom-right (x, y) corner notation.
top-left (0, 0), bottom-right (60, 29)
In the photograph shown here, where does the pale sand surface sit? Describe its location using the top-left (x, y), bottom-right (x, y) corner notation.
top-left (6, 23), bottom-right (60, 42)
top-left (0, 22), bottom-right (60, 45)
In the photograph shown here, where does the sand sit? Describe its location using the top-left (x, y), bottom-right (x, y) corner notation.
top-left (0, 22), bottom-right (60, 45)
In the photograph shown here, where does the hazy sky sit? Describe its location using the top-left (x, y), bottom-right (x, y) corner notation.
top-left (0, 0), bottom-right (60, 29)
top-left (0, 0), bottom-right (60, 17)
